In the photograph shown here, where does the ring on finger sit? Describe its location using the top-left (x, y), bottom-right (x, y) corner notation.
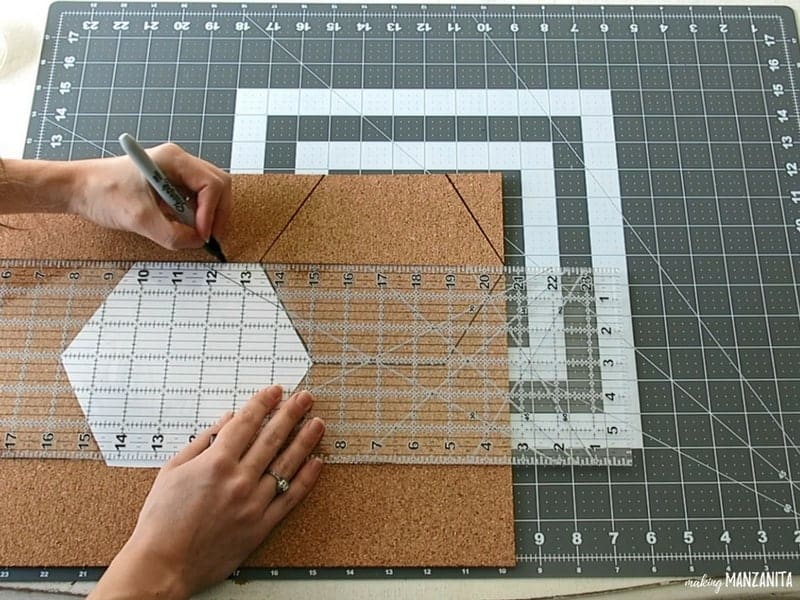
top-left (266, 469), bottom-right (290, 495)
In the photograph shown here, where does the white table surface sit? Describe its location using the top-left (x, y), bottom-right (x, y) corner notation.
top-left (0, 1), bottom-right (796, 598)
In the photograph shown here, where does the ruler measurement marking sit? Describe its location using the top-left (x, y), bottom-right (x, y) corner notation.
top-left (99, 3), bottom-right (125, 159)
top-left (776, 14), bottom-right (800, 131)
top-left (17, 2), bottom-right (800, 580)
top-left (167, 4), bottom-right (187, 143)
top-left (325, 4), bottom-right (336, 172)
top-left (409, 279), bottom-right (421, 443)
top-left (1, 261), bottom-right (626, 464)
top-left (48, 268), bottom-right (78, 437)
top-left (154, 277), bottom-right (180, 453)
top-left (9, 275), bottom-right (43, 435)
top-left (337, 273), bottom-right (352, 429)
top-left (295, 3), bottom-right (307, 172)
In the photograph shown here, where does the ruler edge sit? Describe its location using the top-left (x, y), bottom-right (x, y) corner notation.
top-left (0, 259), bottom-right (632, 466)
top-left (13, 0), bottom-right (800, 580)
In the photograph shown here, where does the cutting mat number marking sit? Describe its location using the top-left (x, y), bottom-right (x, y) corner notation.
top-left (13, 0), bottom-right (800, 581)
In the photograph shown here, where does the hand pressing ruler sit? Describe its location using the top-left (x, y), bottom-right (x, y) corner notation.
top-left (0, 259), bottom-right (636, 467)
top-left (9, 0), bottom-right (800, 581)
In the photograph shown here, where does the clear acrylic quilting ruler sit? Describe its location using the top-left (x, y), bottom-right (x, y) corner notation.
top-left (0, 260), bottom-right (637, 467)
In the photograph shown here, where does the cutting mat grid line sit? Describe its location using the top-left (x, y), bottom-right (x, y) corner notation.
top-left (4, 1), bottom-right (799, 580)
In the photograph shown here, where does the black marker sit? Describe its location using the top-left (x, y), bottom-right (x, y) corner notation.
top-left (118, 133), bottom-right (227, 262)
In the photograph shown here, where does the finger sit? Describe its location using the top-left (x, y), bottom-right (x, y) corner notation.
top-left (208, 173), bottom-right (233, 240)
top-left (240, 390), bottom-right (314, 474)
top-left (214, 386), bottom-right (283, 458)
top-left (261, 457), bottom-right (323, 533)
top-left (154, 146), bottom-right (230, 242)
top-left (134, 207), bottom-right (204, 250)
top-left (188, 168), bottom-right (228, 242)
top-left (193, 167), bottom-right (231, 242)
top-left (258, 417), bottom-right (325, 500)
top-left (166, 411), bottom-right (233, 469)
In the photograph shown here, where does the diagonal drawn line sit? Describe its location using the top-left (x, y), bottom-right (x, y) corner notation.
top-left (475, 18), bottom-right (800, 460)
top-left (257, 174), bottom-right (326, 264)
top-left (48, 14), bottom-right (793, 464)
top-left (448, 273), bottom-right (504, 355)
top-left (444, 174), bottom-right (504, 263)
top-left (365, 277), bottom-right (600, 456)
top-left (461, 276), bottom-right (601, 460)
top-left (176, 264), bottom-right (597, 460)
top-left (11, 262), bottom-right (798, 498)
top-left (215, 267), bottom-right (283, 311)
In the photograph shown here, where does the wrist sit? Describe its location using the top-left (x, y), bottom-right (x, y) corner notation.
top-left (1, 159), bottom-right (82, 215)
top-left (89, 541), bottom-right (190, 600)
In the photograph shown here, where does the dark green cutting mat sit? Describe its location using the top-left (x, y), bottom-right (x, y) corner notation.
top-left (6, 1), bottom-right (800, 581)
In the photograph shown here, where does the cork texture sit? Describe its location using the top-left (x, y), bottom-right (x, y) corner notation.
top-left (0, 173), bottom-right (515, 567)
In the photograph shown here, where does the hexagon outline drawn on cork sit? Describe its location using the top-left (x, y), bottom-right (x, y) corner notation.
top-left (60, 262), bottom-right (311, 467)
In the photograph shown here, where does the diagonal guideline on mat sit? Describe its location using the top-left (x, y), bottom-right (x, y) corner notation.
top-left (12, 1), bottom-right (800, 579)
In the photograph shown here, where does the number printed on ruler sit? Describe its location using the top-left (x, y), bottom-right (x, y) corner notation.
top-left (0, 260), bottom-right (633, 466)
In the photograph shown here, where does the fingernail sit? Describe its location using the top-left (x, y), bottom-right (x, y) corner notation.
top-left (266, 385), bottom-right (283, 399)
top-left (298, 391), bottom-right (313, 411)
top-left (309, 417), bottom-right (325, 435)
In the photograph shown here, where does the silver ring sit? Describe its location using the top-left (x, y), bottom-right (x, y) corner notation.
top-left (267, 469), bottom-right (290, 495)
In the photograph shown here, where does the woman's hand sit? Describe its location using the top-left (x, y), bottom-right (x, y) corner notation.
top-left (68, 143), bottom-right (232, 250)
top-left (89, 386), bottom-right (325, 600)
top-left (2, 146), bottom-right (231, 250)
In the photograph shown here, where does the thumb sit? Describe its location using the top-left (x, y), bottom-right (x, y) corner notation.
top-left (135, 209), bottom-right (205, 251)
top-left (165, 411), bottom-right (234, 470)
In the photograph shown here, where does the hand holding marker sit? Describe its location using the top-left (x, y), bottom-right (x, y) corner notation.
top-left (118, 133), bottom-right (227, 262)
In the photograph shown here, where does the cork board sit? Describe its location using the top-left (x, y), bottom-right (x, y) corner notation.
top-left (0, 173), bottom-right (515, 567)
